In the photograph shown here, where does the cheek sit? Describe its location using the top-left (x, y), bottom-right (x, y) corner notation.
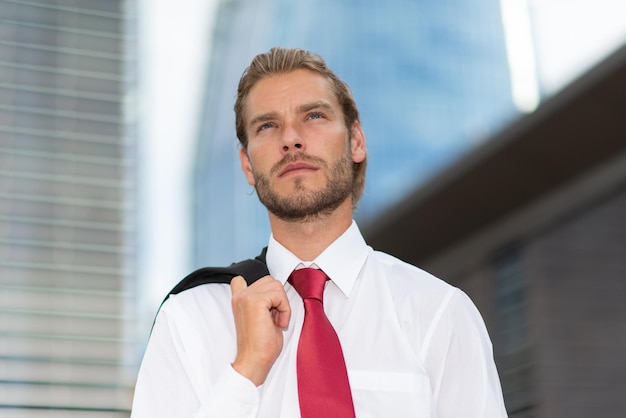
top-left (244, 145), bottom-right (276, 175)
top-left (311, 126), bottom-right (350, 153)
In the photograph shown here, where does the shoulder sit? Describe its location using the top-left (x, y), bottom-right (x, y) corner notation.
top-left (156, 251), bottom-right (269, 323)
top-left (164, 252), bottom-right (269, 301)
top-left (156, 282), bottom-right (234, 337)
top-left (368, 248), bottom-right (455, 298)
top-left (368, 249), bottom-right (489, 351)
top-left (367, 248), bottom-right (480, 320)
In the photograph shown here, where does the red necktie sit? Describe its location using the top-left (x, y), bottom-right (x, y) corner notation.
top-left (289, 268), bottom-right (356, 418)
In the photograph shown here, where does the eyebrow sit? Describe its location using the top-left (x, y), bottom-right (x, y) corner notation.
top-left (248, 112), bottom-right (279, 129)
top-left (297, 100), bottom-right (335, 115)
top-left (248, 100), bottom-right (336, 129)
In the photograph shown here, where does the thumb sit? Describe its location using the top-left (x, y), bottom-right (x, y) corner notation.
top-left (230, 275), bottom-right (247, 294)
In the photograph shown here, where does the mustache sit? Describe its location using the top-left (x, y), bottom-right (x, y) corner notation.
top-left (269, 153), bottom-right (327, 176)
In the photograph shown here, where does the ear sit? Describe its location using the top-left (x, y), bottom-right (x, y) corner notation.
top-left (350, 122), bottom-right (367, 164)
top-left (239, 147), bottom-right (256, 186)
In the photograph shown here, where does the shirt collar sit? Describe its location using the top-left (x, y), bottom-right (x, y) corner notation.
top-left (266, 220), bottom-right (368, 297)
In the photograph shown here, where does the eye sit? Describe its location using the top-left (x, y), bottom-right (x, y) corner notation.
top-left (257, 121), bottom-right (275, 132)
top-left (307, 111), bottom-right (325, 120)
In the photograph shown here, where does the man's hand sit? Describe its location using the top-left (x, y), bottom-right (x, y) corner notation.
top-left (230, 275), bottom-right (291, 386)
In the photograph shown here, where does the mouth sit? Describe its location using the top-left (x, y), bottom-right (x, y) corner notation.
top-left (278, 161), bottom-right (319, 177)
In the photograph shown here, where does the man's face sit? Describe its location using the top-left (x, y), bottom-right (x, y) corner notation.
top-left (239, 69), bottom-right (366, 221)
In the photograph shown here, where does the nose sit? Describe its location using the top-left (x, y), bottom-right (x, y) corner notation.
top-left (280, 123), bottom-right (304, 153)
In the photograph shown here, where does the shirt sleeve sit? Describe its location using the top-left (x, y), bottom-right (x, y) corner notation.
top-left (197, 367), bottom-right (261, 418)
top-left (131, 303), bottom-right (260, 418)
top-left (422, 288), bottom-right (508, 418)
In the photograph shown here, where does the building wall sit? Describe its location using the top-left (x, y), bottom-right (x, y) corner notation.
top-left (526, 183), bottom-right (626, 417)
top-left (0, 0), bottom-right (136, 415)
top-left (429, 151), bottom-right (626, 417)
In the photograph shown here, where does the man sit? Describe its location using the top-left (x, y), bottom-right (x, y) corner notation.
top-left (132, 47), bottom-right (507, 417)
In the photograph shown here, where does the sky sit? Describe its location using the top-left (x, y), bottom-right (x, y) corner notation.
top-left (527, 0), bottom-right (626, 93)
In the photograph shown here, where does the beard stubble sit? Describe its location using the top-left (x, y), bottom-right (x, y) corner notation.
top-left (252, 150), bottom-right (353, 222)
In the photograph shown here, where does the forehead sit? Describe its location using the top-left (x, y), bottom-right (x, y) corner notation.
top-left (245, 69), bottom-right (338, 116)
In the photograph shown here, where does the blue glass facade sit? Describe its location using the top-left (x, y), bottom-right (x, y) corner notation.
top-left (193, 0), bottom-right (516, 266)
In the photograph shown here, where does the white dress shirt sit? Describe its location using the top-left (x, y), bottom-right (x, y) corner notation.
top-left (132, 222), bottom-right (507, 417)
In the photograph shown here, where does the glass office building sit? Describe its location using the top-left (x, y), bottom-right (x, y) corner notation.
top-left (193, 0), bottom-right (516, 266)
top-left (0, 0), bottom-right (137, 414)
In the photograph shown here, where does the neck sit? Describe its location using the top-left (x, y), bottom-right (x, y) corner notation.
top-left (268, 198), bottom-right (353, 261)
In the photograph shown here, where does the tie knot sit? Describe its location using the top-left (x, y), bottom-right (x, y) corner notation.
top-left (289, 268), bottom-right (329, 302)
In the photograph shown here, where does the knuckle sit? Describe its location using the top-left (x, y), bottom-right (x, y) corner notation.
top-left (231, 290), bottom-right (248, 308)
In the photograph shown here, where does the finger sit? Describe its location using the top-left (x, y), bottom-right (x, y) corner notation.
top-left (270, 292), bottom-right (291, 329)
top-left (230, 275), bottom-right (247, 294)
top-left (272, 307), bottom-right (291, 329)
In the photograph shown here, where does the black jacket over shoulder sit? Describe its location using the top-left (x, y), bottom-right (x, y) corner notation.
top-left (164, 248), bottom-right (269, 303)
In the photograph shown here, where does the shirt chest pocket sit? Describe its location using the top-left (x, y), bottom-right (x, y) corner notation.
top-left (349, 370), bottom-right (433, 418)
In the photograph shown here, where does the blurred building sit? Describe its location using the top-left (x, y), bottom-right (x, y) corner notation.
top-left (0, 0), bottom-right (137, 416)
top-left (364, 44), bottom-right (626, 417)
top-left (193, 0), bottom-right (517, 267)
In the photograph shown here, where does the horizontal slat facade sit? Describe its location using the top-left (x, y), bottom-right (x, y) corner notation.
top-left (0, 0), bottom-right (136, 415)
